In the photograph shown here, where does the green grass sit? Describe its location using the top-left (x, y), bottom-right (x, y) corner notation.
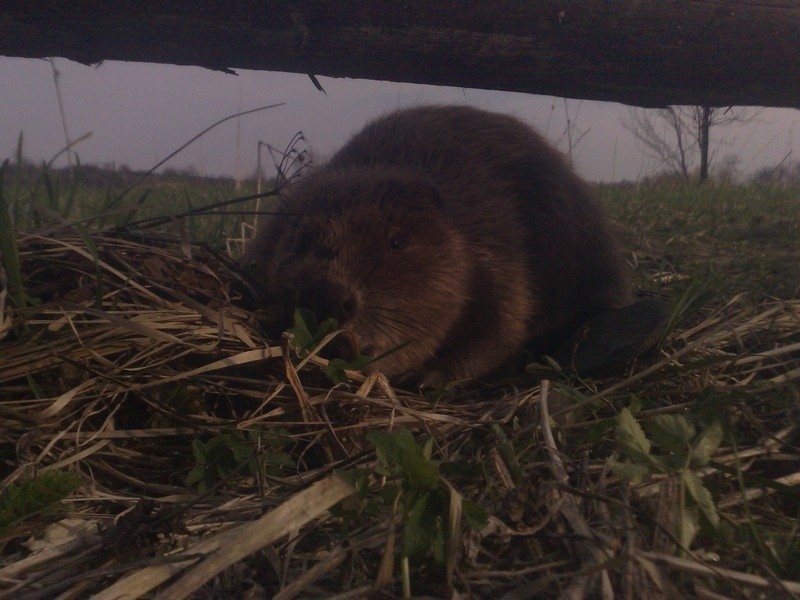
top-left (2, 160), bottom-right (271, 250)
top-left (1, 165), bottom-right (799, 598)
top-left (603, 182), bottom-right (800, 300)
top-left (6, 160), bottom-right (798, 297)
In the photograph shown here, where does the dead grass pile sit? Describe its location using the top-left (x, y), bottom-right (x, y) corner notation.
top-left (1, 228), bottom-right (799, 599)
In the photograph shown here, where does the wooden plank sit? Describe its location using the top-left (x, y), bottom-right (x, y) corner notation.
top-left (2, 1), bottom-right (800, 107)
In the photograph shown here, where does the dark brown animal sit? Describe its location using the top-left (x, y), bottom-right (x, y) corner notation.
top-left (242, 105), bottom-right (631, 385)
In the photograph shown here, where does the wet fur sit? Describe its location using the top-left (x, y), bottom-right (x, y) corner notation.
top-left (242, 106), bottom-right (631, 384)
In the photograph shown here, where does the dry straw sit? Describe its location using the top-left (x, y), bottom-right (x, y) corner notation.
top-left (1, 228), bottom-right (799, 599)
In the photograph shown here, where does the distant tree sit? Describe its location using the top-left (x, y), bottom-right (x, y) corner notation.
top-left (623, 106), bottom-right (760, 183)
top-left (751, 161), bottom-right (800, 186)
top-left (712, 154), bottom-right (741, 185)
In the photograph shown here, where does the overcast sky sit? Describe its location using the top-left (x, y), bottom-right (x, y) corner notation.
top-left (2, 56), bottom-right (799, 183)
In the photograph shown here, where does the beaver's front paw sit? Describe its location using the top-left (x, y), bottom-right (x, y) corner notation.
top-left (417, 368), bottom-right (448, 391)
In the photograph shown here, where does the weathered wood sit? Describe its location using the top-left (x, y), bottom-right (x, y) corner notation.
top-left (2, 1), bottom-right (800, 108)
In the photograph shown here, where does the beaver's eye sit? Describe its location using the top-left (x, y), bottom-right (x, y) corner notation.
top-left (389, 233), bottom-right (404, 251)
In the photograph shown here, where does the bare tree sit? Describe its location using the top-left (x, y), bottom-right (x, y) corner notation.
top-left (623, 106), bottom-right (760, 183)
top-left (713, 154), bottom-right (741, 186)
top-left (543, 98), bottom-right (592, 167)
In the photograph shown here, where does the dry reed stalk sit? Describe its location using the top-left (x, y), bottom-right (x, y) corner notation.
top-left (1, 228), bottom-right (798, 598)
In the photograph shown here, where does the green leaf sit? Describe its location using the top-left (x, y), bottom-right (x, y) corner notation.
top-left (653, 453), bottom-right (690, 473)
top-left (314, 317), bottom-right (339, 343)
top-left (490, 424), bottom-right (522, 484)
top-left (615, 408), bottom-right (653, 464)
top-left (191, 439), bottom-right (207, 464)
top-left (431, 517), bottom-right (446, 564)
top-left (608, 459), bottom-right (652, 484)
top-left (324, 355), bottom-right (371, 383)
top-left (0, 170), bottom-right (26, 309)
top-left (683, 470), bottom-right (720, 528)
top-left (187, 430), bottom-right (289, 491)
top-left (0, 471), bottom-right (82, 534)
top-left (678, 503), bottom-right (701, 550)
top-left (185, 464), bottom-right (206, 488)
top-left (228, 435), bottom-right (254, 464)
top-left (403, 490), bottom-right (448, 563)
top-left (627, 395), bottom-right (643, 414)
top-left (404, 492), bottom-right (434, 558)
top-left (646, 414), bottom-right (696, 452)
top-left (691, 420), bottom-right (723, 467)
top-left (287, 308), bottom-right (340, 356)
top-left (287, 308), bottom-right (316, 353)
top-left (204, 437), bottom-right (230, 466)
top-left (335, 469), bottom-right (371, 497)
top-left (462, 499), bottom-right (488, 531)
top-left (421, 436), bottom-right (434, 462)
top-left (367, 430), bottom-right (440, 491)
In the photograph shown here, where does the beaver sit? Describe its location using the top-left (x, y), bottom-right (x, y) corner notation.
top-left (241, 105), bottom-right (633, 386)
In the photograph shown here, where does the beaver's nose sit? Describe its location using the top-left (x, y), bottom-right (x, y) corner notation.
top-left (300, 280), bottom-right (359, 326)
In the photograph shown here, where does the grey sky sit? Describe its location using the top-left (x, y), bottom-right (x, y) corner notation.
top-left (2, 56), bottom-right (799, 183)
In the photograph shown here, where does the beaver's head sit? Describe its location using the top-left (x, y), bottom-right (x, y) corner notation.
top-left (243, 166), bottom-right (474, 379)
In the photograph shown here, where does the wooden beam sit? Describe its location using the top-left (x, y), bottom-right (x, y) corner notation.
top-left (2, 1), bottom-right (800, 108)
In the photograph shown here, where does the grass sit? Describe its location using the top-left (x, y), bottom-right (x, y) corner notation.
top-left (604, 182), bottom-right (800, 299)
top-left (3, 160), bottom-right (270, 251)
top-left (0, 165), bottom-right (799, 599)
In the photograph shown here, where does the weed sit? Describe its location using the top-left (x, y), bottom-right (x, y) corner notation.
top-left (0, 472), bottom-right (82, 539)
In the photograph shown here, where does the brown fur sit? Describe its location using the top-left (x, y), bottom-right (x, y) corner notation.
top-left (242, 105), bottom-right (631, 384)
